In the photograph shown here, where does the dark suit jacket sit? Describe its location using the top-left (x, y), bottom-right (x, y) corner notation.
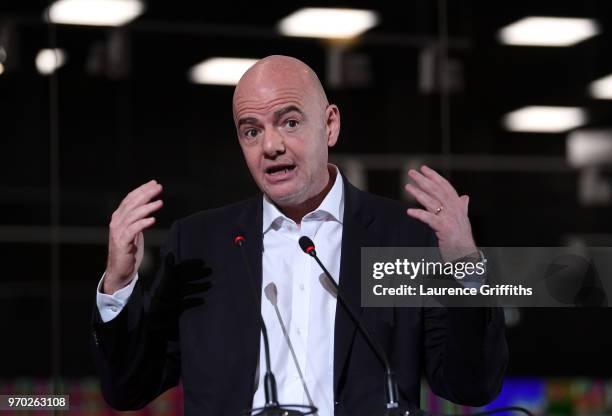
top-left (91, 175), bottom-right (508, 415)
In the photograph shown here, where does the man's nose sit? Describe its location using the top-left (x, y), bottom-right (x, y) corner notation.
top-left (262, 129), bottom-right (286, 157)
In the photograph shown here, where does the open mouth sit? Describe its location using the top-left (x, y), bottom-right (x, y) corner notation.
top-left (265, 164), bottom-right (296, 176)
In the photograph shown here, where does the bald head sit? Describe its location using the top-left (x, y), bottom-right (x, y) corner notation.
top-left (231, 55), bottom-right (341, 213)
top-left (233, 55), bottom-right (328, 119)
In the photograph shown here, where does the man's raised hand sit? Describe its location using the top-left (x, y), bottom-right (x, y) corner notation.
top-left (404, 165), bottom-right (477, 262)
top-left (103, 180), bottom-right (163, 294)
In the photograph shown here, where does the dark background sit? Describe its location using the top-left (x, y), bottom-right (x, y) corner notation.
top-left (1, 0), bottom-right (612, 382)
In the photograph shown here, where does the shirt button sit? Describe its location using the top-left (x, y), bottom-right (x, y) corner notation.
top-left (296, 328), bottom-right (301, 335)
top-left (299, 283), bottom-right (304, 291)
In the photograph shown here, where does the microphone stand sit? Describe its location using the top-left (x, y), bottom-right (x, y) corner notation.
top-left (234, 233), bottom-right (317, 416)
top-left (264, 283), bottom-right (317, 414)
top-left (298, 236), bottom-right (411, 416)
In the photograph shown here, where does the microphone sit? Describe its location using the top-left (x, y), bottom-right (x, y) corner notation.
top-left (234, 232), bottom-right (316, 416)
top-left (264, 283), bottom-right (318, 415)
top-left (298, 236), bottom-right (402, 414)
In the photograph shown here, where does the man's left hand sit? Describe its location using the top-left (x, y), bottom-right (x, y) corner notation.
top-left (404, 165), bottom-right (478, 262)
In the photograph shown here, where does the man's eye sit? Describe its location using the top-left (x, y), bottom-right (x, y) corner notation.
top-left (244, 129), bottom-right (259, 139)
top-left (285, 120), bottom-right (299, 128)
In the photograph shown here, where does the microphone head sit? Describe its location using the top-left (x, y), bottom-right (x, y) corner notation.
top-left (233, 228), bottom-right (246, 246)
top-left (264, 282), bottom-right (278, 306)
top-left (298, 236), bottom-right (316, 256)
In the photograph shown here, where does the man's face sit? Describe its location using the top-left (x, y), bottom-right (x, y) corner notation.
top-left (233, 81), bottom-right (339, 206)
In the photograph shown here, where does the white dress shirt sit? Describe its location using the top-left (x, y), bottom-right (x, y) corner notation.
top-left (96, 167), bottom-right (345, 416)
top-left (252, 167), bottom-right (343, 415)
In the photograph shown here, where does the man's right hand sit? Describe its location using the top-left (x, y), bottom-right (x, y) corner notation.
top-left (103, 180), bottom-right (164, 295)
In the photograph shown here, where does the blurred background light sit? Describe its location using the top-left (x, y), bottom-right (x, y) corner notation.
top-left (0, 62), bottom-right (4, 75)
top-left (498, 17), bottom-right (600, 46)
top-left (503, 106), bottom-right (587, 133)
top-left (188, 57), bottom-right (258, 86)
top-left (35, 48), bottom-right (66, 75)
top-left (46, 0), bottom-right (144, 27)
top-left (567, 129), bottom-right (612, 168)
top-left (278, 8), bottom-right (379, 39)
top-left (589, 74), bottom-right (612, 99)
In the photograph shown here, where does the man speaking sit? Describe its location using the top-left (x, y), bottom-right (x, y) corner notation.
top-left (91, 55), bottom-right (507, 415)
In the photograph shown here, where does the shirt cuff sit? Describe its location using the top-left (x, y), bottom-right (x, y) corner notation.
top-left (96, 272), bottom-right (138, 323)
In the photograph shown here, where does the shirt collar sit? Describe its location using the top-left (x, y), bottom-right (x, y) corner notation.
top-left (262, 164), bottom-right (344, 233)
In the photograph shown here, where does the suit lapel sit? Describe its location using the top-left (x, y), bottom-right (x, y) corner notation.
top-left (334, 177), bottom-right (377, 397)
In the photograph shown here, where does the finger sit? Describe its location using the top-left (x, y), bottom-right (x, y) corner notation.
top-left (125, 181), bottom-right (162, 208)
top-left (460, 195), bottom-right (469, 215)
top-left (120, 217), bottom-right (156, 246)
top-left (420, 165), bottom-right (459, 198)
top-left (408, 169), bottom-right (449, 204)
top-left (406, 208), bottom-right (442, 230)
top-left (404, 183), bottom-right (442, 213)
top-left (123, 179), bottom-right (157, 205)
top-left (112, 189), bottom-right (158, 228)
top-left (119, 182), bottom-right (163, 215)
top-left (120, 199), bottom-right (164, 228)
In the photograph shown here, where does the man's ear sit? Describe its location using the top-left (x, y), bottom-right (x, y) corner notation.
top-left (325, 104), bottom-right (341, 147)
